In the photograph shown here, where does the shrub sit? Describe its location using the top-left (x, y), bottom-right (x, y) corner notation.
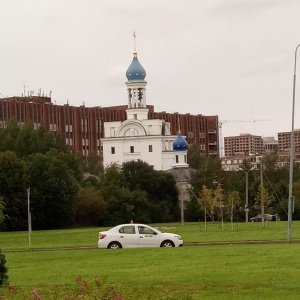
top-left (0, 250), bottom-right (8, 286)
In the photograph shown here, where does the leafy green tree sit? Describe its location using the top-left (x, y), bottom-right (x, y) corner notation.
top-left (214, 183), bottom-right (225, 230)
top-left (0, 120), bottom-right (66, 159)
top-left (97, 161), bottom-right (179, 225)
top-left (122, 160), bottom-right (179, 222)
top-left (82, 152), bottom-right (104, 176)
top-left (189, 155), bottom-right (223, 197)
top-left (0, 197), bottom-right (5, 225)
top-left (98, 164), bottom-right (130, 225)
top-left (0, 119), bottom-right (20, 153)
top-left (187, 144), bottom-right (205, 170)
top-left (0, 250), bottom-right (8, 286)
top-left (121, 160), bottom-right (157, 194)
top-left (0, 151), bottom-right (29, 231)
top-left (226, 191), bottom-right (241, 230)
top-left (254, 185), bottom-right (275, 224)
top-left (74, 187), bottom-right (106, 226)
top-left (27, 149), bottom-right (79, 229)
top-left (198, 185), bottom-right (214, 229)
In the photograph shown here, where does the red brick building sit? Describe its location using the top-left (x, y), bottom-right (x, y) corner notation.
top-left (0, 96), bottom-right (219, 158)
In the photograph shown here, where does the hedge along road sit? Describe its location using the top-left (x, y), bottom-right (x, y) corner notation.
top-left (3, 239), bottom-right (300, 253)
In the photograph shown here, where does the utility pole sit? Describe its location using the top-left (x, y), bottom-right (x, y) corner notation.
top-left (180, 180), bottom-right (184, 226)
top-left (260, 159), bottom-right (265, 225)
top-left (288, 44), bottom-right (300, 243)
top-left (245, 170), bottom-right (249, 222)
top-left (27, 187), bottom-right (32, 248)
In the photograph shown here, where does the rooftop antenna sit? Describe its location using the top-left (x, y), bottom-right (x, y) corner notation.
top-left (22, 82), bottom-right (26, 96)
top-left (133, 31), bottom-right (137, 57)
top-left (49, 91), bottom-right (52, 97)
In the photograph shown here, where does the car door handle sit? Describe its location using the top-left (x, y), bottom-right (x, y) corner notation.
top-left (140, 236), bottom-right (144, 238)
top-left (120, 236), bottom-right (124, 238)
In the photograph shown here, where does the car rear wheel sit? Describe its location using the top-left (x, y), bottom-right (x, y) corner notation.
top-left (108, 242), bottom-right (122, 249)
top-left (160, 240), bottom-right (175, 247)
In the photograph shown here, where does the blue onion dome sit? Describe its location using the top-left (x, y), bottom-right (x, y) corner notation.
top-left (126, 55), bottom-right (146, 81)
top-left (173, 132), bottom-right (188, 151)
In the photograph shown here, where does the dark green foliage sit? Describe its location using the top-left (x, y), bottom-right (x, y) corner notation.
top-left (0, 120), bottom-right (66, 158)
top-left (74, 187), bottom-right (106, 226)
top-left (188, 148), bottom-right (223, 197)
top-left (0, 197), bottom-right (5, 225)
top-left (185, 197), bottom-right (202, 221)
top-left (0, 151), bottom-right (29, 231)
top-left (82, 152), bottom-right (104, 176)
top-left (122, 160), bottom-right (179, 223)
top-left (27, 149), bottom-right (79, 229)
top-left (0, 250), bottom-right (8, 286)
top-left (97, 161), bottom-right (179, 225)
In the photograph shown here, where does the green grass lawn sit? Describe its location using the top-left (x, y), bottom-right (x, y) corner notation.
top-left (0, 221), bottom-right (299, 251)
top-left (2, 244), bottom-right (300, 299)
top-left (1, 221), bottom-right (300, 299)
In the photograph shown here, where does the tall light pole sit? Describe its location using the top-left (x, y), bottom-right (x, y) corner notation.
top-left (27, 187), bottom-right (32, 248)
top-left (239, 166), bottom-right (254, 222)
top-left (288, 44), bottom-right (300, 243)
top-left (245, 170), bottom-right (249, 222)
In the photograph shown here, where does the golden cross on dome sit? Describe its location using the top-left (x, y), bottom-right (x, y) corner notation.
top-left (133, 31), bottom-right (137, 57)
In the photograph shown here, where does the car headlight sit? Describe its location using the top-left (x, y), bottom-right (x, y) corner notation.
top-left (175, 235), bottom-right (182, 240)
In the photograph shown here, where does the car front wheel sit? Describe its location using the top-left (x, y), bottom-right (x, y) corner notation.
top-left (108, 242), bottom-right (122, 249)
top-left (160, 240), bottom-right (175, 247)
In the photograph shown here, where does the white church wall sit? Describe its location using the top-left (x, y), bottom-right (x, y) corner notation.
top-left (104, 121), bottom-right (122, 138)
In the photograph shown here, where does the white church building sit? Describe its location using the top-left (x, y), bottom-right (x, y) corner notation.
top-left (101, 39), bottom-right (188, 171)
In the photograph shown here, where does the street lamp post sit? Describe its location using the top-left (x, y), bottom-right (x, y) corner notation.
top-left (245, 170), bottom-right (249, 222)
top-left (239, 167), bottom-right (254, 222)
top-left (288, 44), bottom-right (300, 243)
top-left (27, 187), bottom-right (32, 248)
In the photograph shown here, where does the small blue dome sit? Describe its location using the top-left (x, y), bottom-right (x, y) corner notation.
top-left (126, 56), bottom-right (146, 81)
top-left (173, 133), bottom-right (188, 151)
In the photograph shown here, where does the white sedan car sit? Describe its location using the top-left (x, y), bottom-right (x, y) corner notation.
top-left (98, 223), bottom-right (183, 249)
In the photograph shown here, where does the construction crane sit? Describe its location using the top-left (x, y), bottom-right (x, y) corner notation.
top-left (219, 119), bottom-right (271, 157)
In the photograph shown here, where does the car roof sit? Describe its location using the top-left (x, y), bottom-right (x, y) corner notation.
top-left (117, 223), bottom-right (151, 227)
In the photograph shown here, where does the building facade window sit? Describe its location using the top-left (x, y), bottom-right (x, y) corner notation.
top-left (111, 147), bottom-right (115, 154)
top-left (130, 146), bottom-right (134, 153)
top-left (149, 145), bottom-right (153, 152)
top-left (176, 155), bottom-right (179, 163)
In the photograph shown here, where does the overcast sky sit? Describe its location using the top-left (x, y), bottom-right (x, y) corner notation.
top-left (1, 0), bottom-right (300, 139)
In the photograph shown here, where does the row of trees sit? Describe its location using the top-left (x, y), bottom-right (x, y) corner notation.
top-left (186, 144), bottom-right (300, 222)
top-left (0, 120), bottom-right (179, 231)
top-left (1, 120), bottom-right (300, 231)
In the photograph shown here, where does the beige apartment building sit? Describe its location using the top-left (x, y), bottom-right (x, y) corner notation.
top-left (224, 134), bottom-right (264, 157)
top-left (278, 130), bottom-right (300, 162)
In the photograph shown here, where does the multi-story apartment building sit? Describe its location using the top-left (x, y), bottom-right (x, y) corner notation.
top-left (0, 95), bottom-right (218, 158)
top-left (263, 137), bottom-right (278, 153)
top-left (278, 130), bottom-right (300, 162)
top-left (224, 134), bottom-right (264, 157)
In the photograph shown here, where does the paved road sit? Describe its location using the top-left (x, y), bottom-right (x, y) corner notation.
top-left (3, 239), bottom-right (300, 253)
